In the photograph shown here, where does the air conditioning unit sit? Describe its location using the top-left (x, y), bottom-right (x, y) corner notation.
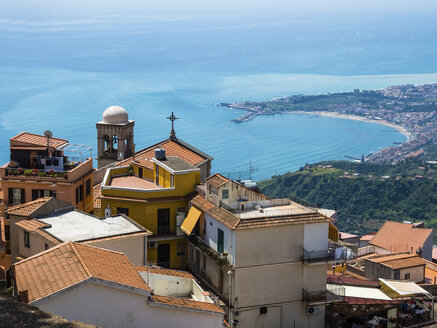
top-left (148, 242), bottom-right (158, 248)
top-left (306, 306), bottom-right (319, 315)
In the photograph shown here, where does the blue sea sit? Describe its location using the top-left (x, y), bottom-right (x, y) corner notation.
top-left (1, 6), bottom-right (437, 180)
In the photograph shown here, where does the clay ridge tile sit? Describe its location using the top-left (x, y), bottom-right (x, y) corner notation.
top-left (151, 295), bottom-right (224, 314)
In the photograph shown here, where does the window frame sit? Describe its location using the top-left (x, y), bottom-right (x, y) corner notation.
top-left (24, 231), bottom-right (30, 248)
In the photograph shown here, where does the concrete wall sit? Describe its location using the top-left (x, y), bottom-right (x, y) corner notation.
top-left (17, 228), bottom-right (57, 260)
top-left (423, 232), bottom-right (433, 261)
top-left (86, 234), bottom-right (147, 266)
top-left (399, 266), bottom-right (425, 282)
top-left (303, 223), bottom-right (328, 252)
top-left (234, 302), bottom-right (324, 328)
top-left (234, 224), bottom-right (304, 267)
top-left (33, 281), bottom-right (223, 328)
top-left (203, 212), bottom-right (234, 264)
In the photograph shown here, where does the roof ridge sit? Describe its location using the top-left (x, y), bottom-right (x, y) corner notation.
top-left (70, 242), bottom-right (92, 277)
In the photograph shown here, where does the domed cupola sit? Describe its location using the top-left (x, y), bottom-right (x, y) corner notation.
top-left (102, 105), bottom-right (129, 124)
top-left (96, 106), bottom-right (135, 169)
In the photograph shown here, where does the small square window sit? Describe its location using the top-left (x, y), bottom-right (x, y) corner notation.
top-left (44, 243), bottom-right (49, 250)
top-left (222, 189), bottom-right (229, 199)
top-left (260, 307), bottom-right (267, 315)
top-left (404, 273), bottom-right (411, 280)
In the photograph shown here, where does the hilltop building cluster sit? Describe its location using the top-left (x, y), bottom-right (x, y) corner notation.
top-left (0, 106), bottom-right (436, 327)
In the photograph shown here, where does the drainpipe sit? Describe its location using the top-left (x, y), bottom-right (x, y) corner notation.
top-left (143, 236), bottom-right (147, 265)
top-left (228, 269), bottom-right (234, 326)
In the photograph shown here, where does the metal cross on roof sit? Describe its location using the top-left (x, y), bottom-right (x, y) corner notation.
top-left (166, 112), bottom-right (179, 139)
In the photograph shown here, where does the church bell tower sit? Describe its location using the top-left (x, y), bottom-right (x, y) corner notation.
top-left (96, 106), bottom-right (135, 169)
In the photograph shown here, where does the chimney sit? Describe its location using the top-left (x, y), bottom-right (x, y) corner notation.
top-left (155, 148), bottom-right (166, 160)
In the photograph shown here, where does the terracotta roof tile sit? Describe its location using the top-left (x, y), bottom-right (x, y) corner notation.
top-left (235, 212), bottom-right (331, 230)
top-left (191, 195), bottom-right (331, 230)
top-left (191, 195), bottom-right (239, 230)
top-left (370, 221), bottom-right (433, 254)
top-left (10, 132), bottom-right (68, 149)
top-left (366, 253), bottom-right (426, 270)
top-left (5, 198), bottom-right (52, 217)
top-left (151, 295), bottom-right (224, 314)
top-left (12, 242), bottom-right (151, 303)
top-left (206, 173), bottom-right (229, 189)
top-left (117, 138), bottom-right (210, 168)
top-left (134, 266), bottom-right (194, 279)
top-left (93, 184), bottom-right (101, 209)
top-left (71, 243), bottom-right (151, 291)
top-left (15, 219), bottom-right (48, 232)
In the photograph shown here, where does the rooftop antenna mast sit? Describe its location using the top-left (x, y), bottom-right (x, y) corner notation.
top-left (44, 130), bottom-right (53, 157)
top-left (249, 160), bottom-right (255, 180)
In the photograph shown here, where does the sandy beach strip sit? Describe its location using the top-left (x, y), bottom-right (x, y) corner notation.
top-left (287, 110), bottom-right (412, 142)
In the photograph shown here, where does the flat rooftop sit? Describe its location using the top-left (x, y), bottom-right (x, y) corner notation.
top-left (38, 211), bottom-right (144, 241)
top-left (234, 200), bottom-right (315, 219)
top-left (154, 156), bottom-right (198, 172)
top-left (110, 176), bottom-right (161, 190)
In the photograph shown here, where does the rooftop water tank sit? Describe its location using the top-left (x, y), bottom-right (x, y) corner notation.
top-left (155, 148), bottom-right (166, 160)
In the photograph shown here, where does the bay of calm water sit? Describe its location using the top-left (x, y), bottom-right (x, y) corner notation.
top-left (1, 9), bottom-right (437, 180)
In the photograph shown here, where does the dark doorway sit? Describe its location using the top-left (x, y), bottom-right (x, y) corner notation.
top-left (157, 208), bottom-right (170, 235)
top-left (157, 243), bottom-right (170, 268)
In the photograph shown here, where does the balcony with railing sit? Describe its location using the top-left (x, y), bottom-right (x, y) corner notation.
top-left (302, 288), bottom-right (327, 304)
top-left (303, 245), bottom-right (348, 263)
top-left (188, 235), bottom-right (231, 267)
top-left (1, 158), bottom-right (93, 183)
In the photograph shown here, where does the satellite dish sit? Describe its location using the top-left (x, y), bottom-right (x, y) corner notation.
top-left (44, 130), bottom-right (53, 138)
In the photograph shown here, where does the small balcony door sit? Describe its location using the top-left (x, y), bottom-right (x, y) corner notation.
top-left (157, 208), bottom-right (170, 235)
top-left (217, 228), bottom-right (224, 253)
top-left (158, 243), bottom-right (170, 268)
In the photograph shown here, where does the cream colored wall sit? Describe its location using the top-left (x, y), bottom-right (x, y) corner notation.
top-left (234, 225), bottom-right (304, 267)
top-left (399, 266), bottom-right (425, 282)
top-left (86, 235), bottom-right (146, 265)
top-left (234, 262), bottom-right (303, 308)
top-left (235, 302), bottom-right (324, 328)
top-left (34, 281), bottom-right (223, 328)
top-left (17, 228), bottom-right (56, 260)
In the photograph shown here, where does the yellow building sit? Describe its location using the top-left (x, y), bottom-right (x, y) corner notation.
top-left (97, 143), bottom-right (212, 269)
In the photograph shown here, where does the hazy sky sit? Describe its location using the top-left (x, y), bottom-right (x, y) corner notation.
top-left (2, 0), bottom-right (437, 16)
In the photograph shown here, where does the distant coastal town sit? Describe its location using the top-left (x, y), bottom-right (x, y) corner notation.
top-left (220, 83), bottom-right (437, 164)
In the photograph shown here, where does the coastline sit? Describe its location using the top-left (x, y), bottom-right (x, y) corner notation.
top-left (287, 110), bottom-right (412, 142)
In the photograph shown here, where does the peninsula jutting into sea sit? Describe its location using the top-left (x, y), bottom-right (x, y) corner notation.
top-left (220, 83), bottom-right (437, 165)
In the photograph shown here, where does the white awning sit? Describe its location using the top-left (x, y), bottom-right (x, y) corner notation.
top-left (379, 278), bottom-right (431, 298)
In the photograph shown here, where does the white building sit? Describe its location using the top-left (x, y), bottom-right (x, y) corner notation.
top-left (13, 206), bottom-right (151, 265)
top-left (181, 173), bottom-right (342, 328)
top-left (11, 242), bottom-right (225, 328)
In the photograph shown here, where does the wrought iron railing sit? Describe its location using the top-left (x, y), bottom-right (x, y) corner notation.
top-left (188, 235), bottom-right (230, 267)
top-left (303, 247), bottom-right (347, 262)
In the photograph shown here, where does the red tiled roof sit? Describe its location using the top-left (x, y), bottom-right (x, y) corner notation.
top-left (190, 195), bottom-right (331, 230)
top-left (191, 195), bottom-right (239, 230)
top-left (93, 184), bottom-right (101, 209)
top-left (370, 221), bottom-right (432, 254)
top-left (10, 132), bottom-right (68, 149)
top-left (151, 295), bottom-right (224, 314)
top-left (12, 242), bottom-right (151, 303)
top-left (5, 198), bottom-right (52, 217)
top-left (117, 138), bottom-right (211, 168)
top-left (366, 253), bottom-right (426, 270)
top-left (327, 274), bottom-right (379, 287)
top-left (206, 173), bottom-right (229, 189)
top-left (134, 265), bottom-right (193, 279)
top-left (15, 219), bottom-right (60, 244)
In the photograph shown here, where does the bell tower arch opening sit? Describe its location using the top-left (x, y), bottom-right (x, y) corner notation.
top-left (96, 106), bottom-right (135, 169)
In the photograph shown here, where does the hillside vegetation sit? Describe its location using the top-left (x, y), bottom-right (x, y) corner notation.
top-left (258, 159), bottom-right (437, 235)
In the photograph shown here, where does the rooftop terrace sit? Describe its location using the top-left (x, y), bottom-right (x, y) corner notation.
top-left (37, 210), bottom-right (147, 242)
